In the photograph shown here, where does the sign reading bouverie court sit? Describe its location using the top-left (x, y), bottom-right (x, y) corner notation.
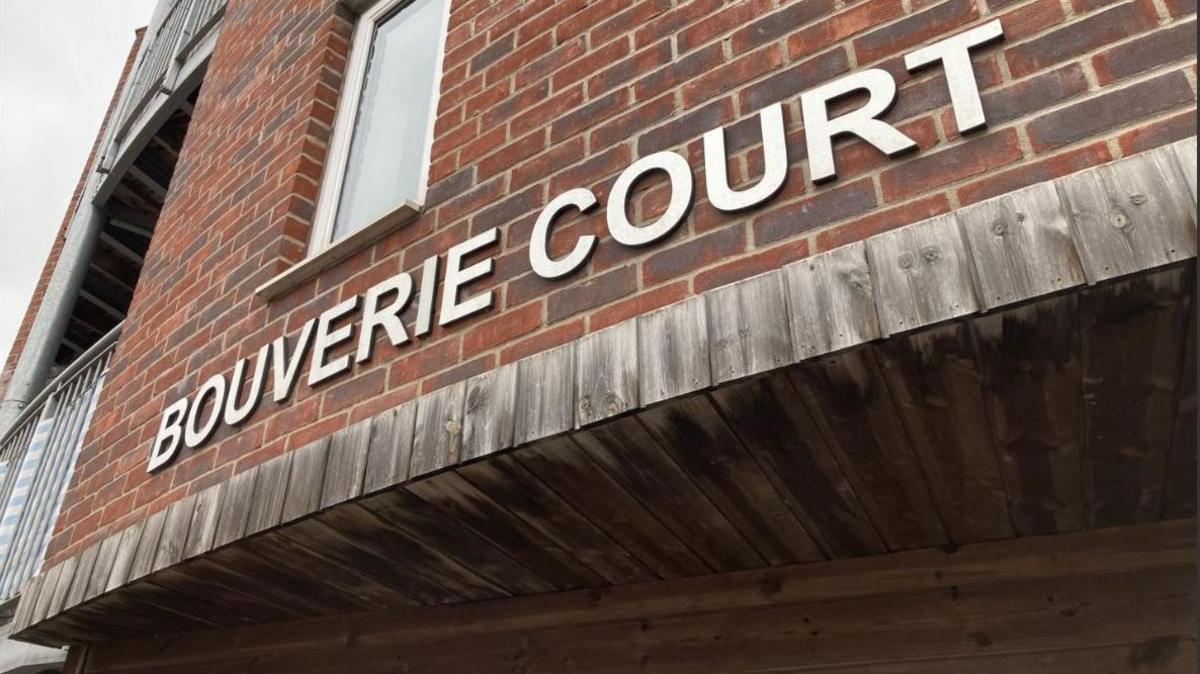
top-left (147, 20), bottom-right (1005, 472)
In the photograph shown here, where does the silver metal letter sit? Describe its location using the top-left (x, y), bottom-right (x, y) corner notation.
top-left (439, 227), bottom-right (499, 326)
top-left (184, 374), bottom-right (228, 449)
top-left (308, 296), bottom-right (361, 386)
top-left (148, 397), bottom-right (188, 472)
top-left (801, 68), bottom-right (917, 183)
top-left (607, 151), bottom-right (694, 246)
top-left (530, 188), bottom-right (599, 279)
top-left (703, 103), bottom-right (789, 212)
top-left (357, 272), bottom-right (414, 363)
top-left (415, 255), bottom-right (439, 338)
top-left (272, 318), bottom-right (316, 403)
top-left (905, 19), bottom-right (1004, 134)
top-left (224, 344), bottom-right (270, 426)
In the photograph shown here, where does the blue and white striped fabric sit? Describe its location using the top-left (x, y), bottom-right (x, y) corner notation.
top-left (0, 415), bottom-right (54, 565)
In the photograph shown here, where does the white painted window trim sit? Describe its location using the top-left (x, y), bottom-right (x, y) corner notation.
top-left (306, 0), bottom-right (451, 256)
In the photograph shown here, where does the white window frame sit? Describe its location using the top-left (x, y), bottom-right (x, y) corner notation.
top-left (307, 0), bottom-right (451, 256)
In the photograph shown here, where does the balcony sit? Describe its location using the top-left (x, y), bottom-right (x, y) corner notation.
top-left (0, 327), bottom-right (119, 609)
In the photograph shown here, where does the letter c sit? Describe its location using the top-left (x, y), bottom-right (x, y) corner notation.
top-left (529, 188), bottom-right (598, 279)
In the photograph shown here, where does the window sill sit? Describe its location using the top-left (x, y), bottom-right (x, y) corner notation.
top-left (255, 200), bottom-right (423, 301)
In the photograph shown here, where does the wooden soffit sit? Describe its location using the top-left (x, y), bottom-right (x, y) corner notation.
top-left (10, 137), bottom-right (1197, 647)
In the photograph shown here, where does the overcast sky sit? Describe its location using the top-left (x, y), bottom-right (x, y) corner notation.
top-left (0, 0), bottom-right (157, 373)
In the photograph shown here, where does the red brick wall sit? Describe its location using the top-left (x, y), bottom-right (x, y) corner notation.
top-left (45, 0), bottom-right (1197, 564)
top-left (0, 29), bottom-right (145, 401)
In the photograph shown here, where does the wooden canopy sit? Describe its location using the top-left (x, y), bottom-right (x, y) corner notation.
top-left (9, 138), bottom-right (1197, 649)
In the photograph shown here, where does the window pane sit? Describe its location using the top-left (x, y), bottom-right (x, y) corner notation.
top-left (333, 0), bottom-right (446, 240)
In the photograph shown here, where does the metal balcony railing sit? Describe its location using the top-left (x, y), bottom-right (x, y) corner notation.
top-left (0, 326), bottom-right (120, 604)
top-left (112, 0), bottom-right (227, 142)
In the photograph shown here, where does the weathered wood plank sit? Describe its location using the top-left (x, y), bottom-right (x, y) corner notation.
top-left (281, 439), bottom-right (330, 524)
top-left (705, 271), bottom-right (793, 384)
top-left (958, 181), bottom-right (1085, 310)
top-left (790, 349), bottom-right (949, 550)
top-left (29, 563), bottom-right (60, 626)
top-left (105, 521), bottom-right (144, 593)
top-left (199, 544), bottom-right (362, 616)
top-left (575, 322), bottom-right (638, 428)
top-left (83, 533), bottom-right (122, 601)
top-left (1166, 136), bottom-right (1196, 205)
top-left (410, 381), bottom-right (465, 477)
top-left (1165, 296), bottom-right (1196, 519)
top-left (638, 297), bottom-right (711, 405)
top-left (407, 471), bottom-right (604, 590)
top-left (710, 372), bottom-right (885, 558)
top-left (783, 241), bottom-right (880, 360)
top-left (320, 419), bottom-right (371, 509)
top-left (243, 526), bottom-right (418, 610)
top-left (63, 542), bottom-right (100, 610)
top-left (874, 323), bottom-right (1016, 543)
top-left (866, 213), bottom-right (979, 337)
top-left (574, 416), bottom-right (763, 572)
top-left (1079, 266), bottom-right (1192, 527)
top-left (301, 506), bottom-right (494, 603)
top-left (11, 573), bottom-right (44, 633)
top-left (183, 483), bottom-right (222, 559)
top-left (245, 452), bottom-right (292, 536)
top-left (456, 456), bottom-right (654, 585)
top-left (1057, 150), bottom-right (1196, 284)
top-left (45, 555), bottom-right (78, 618)
top-left (462, 364), bottom-right (516, 460)
top-left (972, 294), bottom-right (1088, 536)
top-left (153, 493), bottom-right (197, 572)
top-left (362, 400), bottom-right (415, 493)
top-left (213, 466), bottom-right (257, 549)
top-left (639, 395), bottom-right (824, 564)
top-left (363, 487), bottom-right (555, 595)
top-left (514, 343), bottom-right (575, 445)
top-left (75, 521), bottom-right (1194, 673)
top-left (127, 507), bottom-right (167, 583)
top-left (515, 436), bottom-right (708, 579)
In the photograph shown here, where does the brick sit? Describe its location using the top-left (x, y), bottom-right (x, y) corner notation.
top-left (642, 225), bottom-right (747, 285)
top-left (588, 280), bottom-right (689, 330)
top-left (634, 43), bottom-right (724, 103)
top-left (815, 193), bottom-right (953, 251)
top-left (470, 32), bottom-right (513, 73)
top-left (589, 40), bottom-right (673, 97)
top-left (1117, 109), bottom-right (1199, 155)
top-left (552, 88), bottom-right (630, 145)
top-left (1092, 20), bottom-right (1198, 85)
top-left (1005, 0), bottom-right (1158, 78)
top-left (590, 0), bottom-right (671, 47)
top-left (739, 48), bottom-right (850, 112)
top-left (753, 179), bottom-right (878, 246)
top-left (638, 98), bottom-right (734, 155)
top-left (322, 368), bottom-right (386, 414)
top-left (388, 337), bottom-right (462, 384)
top-left (421, 354), bottom-right (497, 393)
top-left (788, 0), bottom-right (905, 60)
top-left (944, 63), bottom-right (1089, 136)
top-left (694, 239), bottom-right (810, 292)
top-left (548, 265), bottom-right (638, 322)
top-left (996, 0), bottom-right (1065, 41)
top-left (854, 0), bottom-right (979, 65)
top-left (678, 0), bottom-right (774, 52)
top-left (500, 318), bottom-right (586, 364)
top-left (1026, 70), bottom-right (1196, 151)
top-left (683, 44), bottom-right (783, 108)
top-left (462, 300), bottom-right (543, 356)
top-left (591, 95), bottom-right (676, 152)
top-left (957, 141), bottom-right (1113, 204)
top-left (633, 0), bottom-right (724, 48)
top-left (730, 0), bottom-right (836, 55)
top-left (881, 128), bottom-right (1024, 202)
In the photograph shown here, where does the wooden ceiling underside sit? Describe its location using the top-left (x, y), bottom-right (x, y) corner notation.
top-left (15, 261), bottom-right (1196, 646)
